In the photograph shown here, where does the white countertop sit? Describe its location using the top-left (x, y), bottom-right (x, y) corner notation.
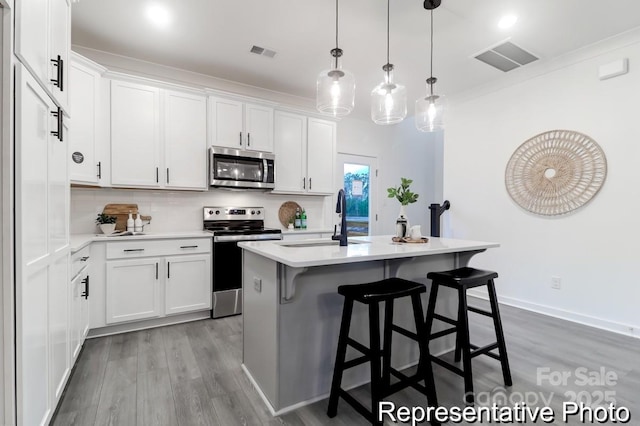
top-left (238, 235), bottom-right (500, 268)
top-left (70, 231), bottom-right (213, 253)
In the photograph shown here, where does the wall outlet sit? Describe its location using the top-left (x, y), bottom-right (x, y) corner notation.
top-left (551, 276), bottom-right (561, 290)
top-left (254, 277), bottom-right (262, 293)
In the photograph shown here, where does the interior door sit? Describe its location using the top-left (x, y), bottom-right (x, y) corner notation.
top-left (336, 153), bottom-right (378, 236)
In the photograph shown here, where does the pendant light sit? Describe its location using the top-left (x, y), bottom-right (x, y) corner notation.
top-left (371, 0), bottom-right (407, 125)
top-left (316, 0), bottom-right (355, 116)
top-left (415, 0), bottom-right (445, 132)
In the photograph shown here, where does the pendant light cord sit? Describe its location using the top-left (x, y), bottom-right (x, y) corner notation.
top-left (335, 0), bottom-right (339, 69)
top-left (386, 0), bottom-right (390, 80)
top-left (429, 9), bottom-right (434, 95)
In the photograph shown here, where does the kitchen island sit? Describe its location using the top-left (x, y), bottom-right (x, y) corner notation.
top-left (239, 235), bottom-right (499, 415)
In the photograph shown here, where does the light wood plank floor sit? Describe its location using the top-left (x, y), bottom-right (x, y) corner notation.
top-left (53, 300), bottom-right (640, 425)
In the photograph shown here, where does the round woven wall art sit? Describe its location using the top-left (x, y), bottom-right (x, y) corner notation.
top-left (505, 130), bottom-right (607, 216)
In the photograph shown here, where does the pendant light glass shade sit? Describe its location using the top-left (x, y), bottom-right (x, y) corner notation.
top-left (317, 51), bottom-right (355, 117)
top-left (415, 82), bottom-right (445, 132)
top-left (371, 66), bottom-right (407, 125)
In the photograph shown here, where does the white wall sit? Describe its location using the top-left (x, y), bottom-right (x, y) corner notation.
top-left (337, 115), bottom-right (444, 236)
top-left (444, 36), bottom-right (640, 336)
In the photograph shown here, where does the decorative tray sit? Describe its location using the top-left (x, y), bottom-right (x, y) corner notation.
top-left (391, 237), bottom-right (429, 244)
top-left (278, 201), bottom-right (302, 228)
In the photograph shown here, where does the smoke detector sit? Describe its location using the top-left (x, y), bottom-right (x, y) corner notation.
top-left (474, 40), bottom-right (538, 72)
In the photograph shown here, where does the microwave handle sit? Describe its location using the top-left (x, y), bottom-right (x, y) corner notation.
top-left (263, 159), bottom-right (268, 183)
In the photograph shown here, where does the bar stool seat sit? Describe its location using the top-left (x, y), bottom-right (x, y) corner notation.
top-left (328, 278), bottom-right (440, 426)
top-left (425, 267), bottom-right (512, 405)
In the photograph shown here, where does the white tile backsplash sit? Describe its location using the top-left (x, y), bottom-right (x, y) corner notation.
top-left (71, 187), bottom-right (332, 234)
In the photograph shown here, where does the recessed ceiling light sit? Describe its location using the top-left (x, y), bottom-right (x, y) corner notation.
top-left (146, 4), bottom-right (171, 28)
top-left (498, 14), bottom-right (518, 29)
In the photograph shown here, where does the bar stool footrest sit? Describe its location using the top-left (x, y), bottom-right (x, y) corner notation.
top-left (390, 324), bottom-right (418, 340)
top-left (343, 355), bottom-right (371, 370)
top-left (433, 313), bottom-right (457, 325)
top-left (429, 327), bottom-right (457, 340)
top-left (430, 355), bottom-right (464, 376)
top-left (338, 389), bottom-right (374, 423)
top-left (467, 306), bottom-right (493, 317)
top-left (469, 343), bottom-right (501, 360)
top-left (386, 368), bottom-right (430, 397)
top-left (347, 338), bottom-right (372, 356)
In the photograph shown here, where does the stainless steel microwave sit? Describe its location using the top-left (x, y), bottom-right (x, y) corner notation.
top-left (209, 147), bottom-right (275, 189)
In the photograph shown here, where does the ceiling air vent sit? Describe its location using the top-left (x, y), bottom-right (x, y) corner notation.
top-left (250, 45), bottom-right (277, 58)
top-left (474, 41), bottom-right (538, 72)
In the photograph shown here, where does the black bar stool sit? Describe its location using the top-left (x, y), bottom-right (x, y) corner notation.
top-left (425, 267), bottom-right (512, 405)
top-left (327, 278), bottom-right (440, 426)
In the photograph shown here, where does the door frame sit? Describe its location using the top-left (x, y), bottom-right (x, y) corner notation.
top-left (336, 153), bottom-right (379, 236)
top-left (1, 1), bottom-right (15, 425)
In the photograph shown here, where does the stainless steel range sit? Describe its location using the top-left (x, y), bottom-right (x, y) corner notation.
top-left (204, 207), bottom-right (282, 318)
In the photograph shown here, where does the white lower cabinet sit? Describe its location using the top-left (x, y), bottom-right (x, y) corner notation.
top-left (101, 237), bottom-right (212, 327)
top-left (106, 258), bottom-right (162, 324)
top-left (70, 246), bottom-right (90, 361)
top-left (49, 253), bottom-right (70, 402)
top-left (165, 254), bottom-right (212, 315)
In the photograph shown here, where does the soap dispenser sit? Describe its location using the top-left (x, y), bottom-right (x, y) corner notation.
top-left (127, 211), bottom-right (134, 232)
top-left (134, 214), bottom-right (143, 232)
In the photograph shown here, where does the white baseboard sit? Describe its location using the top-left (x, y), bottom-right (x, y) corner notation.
top-left (242, 346), bottom-right (453, 417)
top-left (87, 311), bottom-right (211, 338)
top-left (467, 290), bottom-right (639, 339)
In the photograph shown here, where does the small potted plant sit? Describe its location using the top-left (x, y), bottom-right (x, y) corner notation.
top-left (96, 213), bottom-right (117, 234)
top-left (387, 177), bottom-right (419, 237)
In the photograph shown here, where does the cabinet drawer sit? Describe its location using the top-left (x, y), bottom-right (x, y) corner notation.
top-left (71, 245), bottom-right (91, 279)
top-left (106, 238), bottom-right (212, 259)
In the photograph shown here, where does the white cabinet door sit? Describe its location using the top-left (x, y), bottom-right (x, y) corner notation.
top-left (111, 80), bottom-right (161, 187)
top-left (49, 253), bottom-right (69, 402)
top-left (48, 0), bottom-right (70, 112)
top-left (69, 60), bottom-right (100, 184)
top-left (165, 254), bottom-right (211, 315)
top-left (80, 273), bottom-right (90, 341)
top-left (163, 91), bottom-right (207, 190)
top-left (245, 103), bottom-right (274, 152)
top-left (15, 0), bottom-right (49, 95)
top-left (274, 111), bottom-right (307, 193)
top-left (50, 113), bottom-right (69, 254)
top-left (69, 271), bottom-right (82, 361)
top-left (306, 118), bottom-right (336, 195)
top-left (209, 97), bottom-right (244, 149)
top-left (106, 258), bottom-right (162, 324)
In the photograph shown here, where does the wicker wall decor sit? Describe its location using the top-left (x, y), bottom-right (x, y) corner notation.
top-left (505, 130), bottom-right (607, 216)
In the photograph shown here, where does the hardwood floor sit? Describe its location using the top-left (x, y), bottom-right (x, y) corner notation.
top-left (53, 300), bottom-right (640, 425)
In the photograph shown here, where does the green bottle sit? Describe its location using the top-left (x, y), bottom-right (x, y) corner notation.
top-left (301, 208), bottom-right (307, 229)
top-left (294, 208), bottom-right (301, 229)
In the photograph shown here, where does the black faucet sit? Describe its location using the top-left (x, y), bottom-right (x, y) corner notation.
top-left (332, 189), bottom-right (348, 246)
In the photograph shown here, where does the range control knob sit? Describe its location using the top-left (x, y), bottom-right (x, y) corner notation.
top-left (251, 210), bottom-right (256, 215)
top-left (215, 210), bottom-right (220, 215)
top-left (256, 210), bottom-right (261, 215)
top-left (208, 210), bottom-right (214, 215)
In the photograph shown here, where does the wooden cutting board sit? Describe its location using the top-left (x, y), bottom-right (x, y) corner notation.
top-left (102, 204), bottom-right (151, 231)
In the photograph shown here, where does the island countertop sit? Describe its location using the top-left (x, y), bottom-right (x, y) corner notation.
top-left (238, 235), bottom-right (499, 268)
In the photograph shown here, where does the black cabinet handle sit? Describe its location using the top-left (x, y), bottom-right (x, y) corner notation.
top-left (309, 178), bottom-right (312, 190)
top-left (97, 161), bottom-right (102, 179)
top-left (180, 245), bottom-right (198, 249)
top-left (247, 133), bottom-right (251, 147)
top-left (81, 275), bottom-right (89, 299)
top-left (167, 261), bottom-right (170, 279)
top-left (155, 262), bottom-right (158, 280)
top-left (303, 177), bottom-right (306, 189)
top-left (80, 256), bottom-right (90, 262)
top-left (167, 168), bottom-right (170, 184)
top-left (123, 248), bottom-right (144, 252)
top-left (50, 55), bottom-right (63, 91)
top-left (156, 167), bottom-right (159, 183)
top-left (50, 107), bottom-right (63, 141)
top-left (239, 132), bottom-right (242, 146)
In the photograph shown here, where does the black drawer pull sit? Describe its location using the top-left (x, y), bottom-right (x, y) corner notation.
top-left (123, 249), bottom-right (145, 252)
top-left (51, 55), bottom-right (63, 91)
top-left (97, 161), bottom-right (102, 179)
top-left (167, 261), bottom-right (170, 279)
top-left (80, 256), bottom-right (90, 262)
top-left (81, 275), bottom-right (90, 299)
top-left (180, 245), bottom-right (198, 249)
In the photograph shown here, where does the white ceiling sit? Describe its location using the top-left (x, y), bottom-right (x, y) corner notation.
top-left (72, 0), bottom-right (640, 117)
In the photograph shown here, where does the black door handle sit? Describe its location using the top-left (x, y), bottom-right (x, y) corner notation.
top-left (50, 107), bottom-right (63, 141)
top-left (97, 161), bottom-right (102, 179)
top-left (247, 133), bottom-right (251, 147)
top-left (239, 132), bottom-right (242, 146)
top-left (156, 167), bottom-right (159, 183)
top-left (167, 261), bottom-right (170, 279)
top-left (81, 275), bottom-right (90, 299)
top-left (50, 55), bottom-right (63, 91)
top-left (167, 168), bottom-right (170, 184)
top-left (156, 262), bottom-right (158, 280)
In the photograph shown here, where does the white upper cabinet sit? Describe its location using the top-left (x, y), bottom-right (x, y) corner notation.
top-left (110, 80), bottom-right (162, 187)
top-left (163, 90), bottom-right (208, 190)
top-left (16, 0), bottom-right (71, 113)
top-left (110, 79), bottom-right (207, 190)
top-left (69, 55), bottom-right (106, 185)
top-left (273, 111), bottom-right (336, 195)
top-left (209, 96), bottom-right (274, 152)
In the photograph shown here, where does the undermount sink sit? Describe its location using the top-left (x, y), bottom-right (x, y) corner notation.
top-left (279, 240), bottom-right (369, 248)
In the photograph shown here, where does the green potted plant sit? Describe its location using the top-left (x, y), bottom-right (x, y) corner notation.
top-left (387, 177), bottom-right (419, 237)
top-left (96, 213), bottom-right (117, 234)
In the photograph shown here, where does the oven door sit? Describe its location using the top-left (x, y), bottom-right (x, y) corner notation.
top-left (210, 147), bottom-right (275, 189)
top-left (212, 240), bottom-right (243, 318)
